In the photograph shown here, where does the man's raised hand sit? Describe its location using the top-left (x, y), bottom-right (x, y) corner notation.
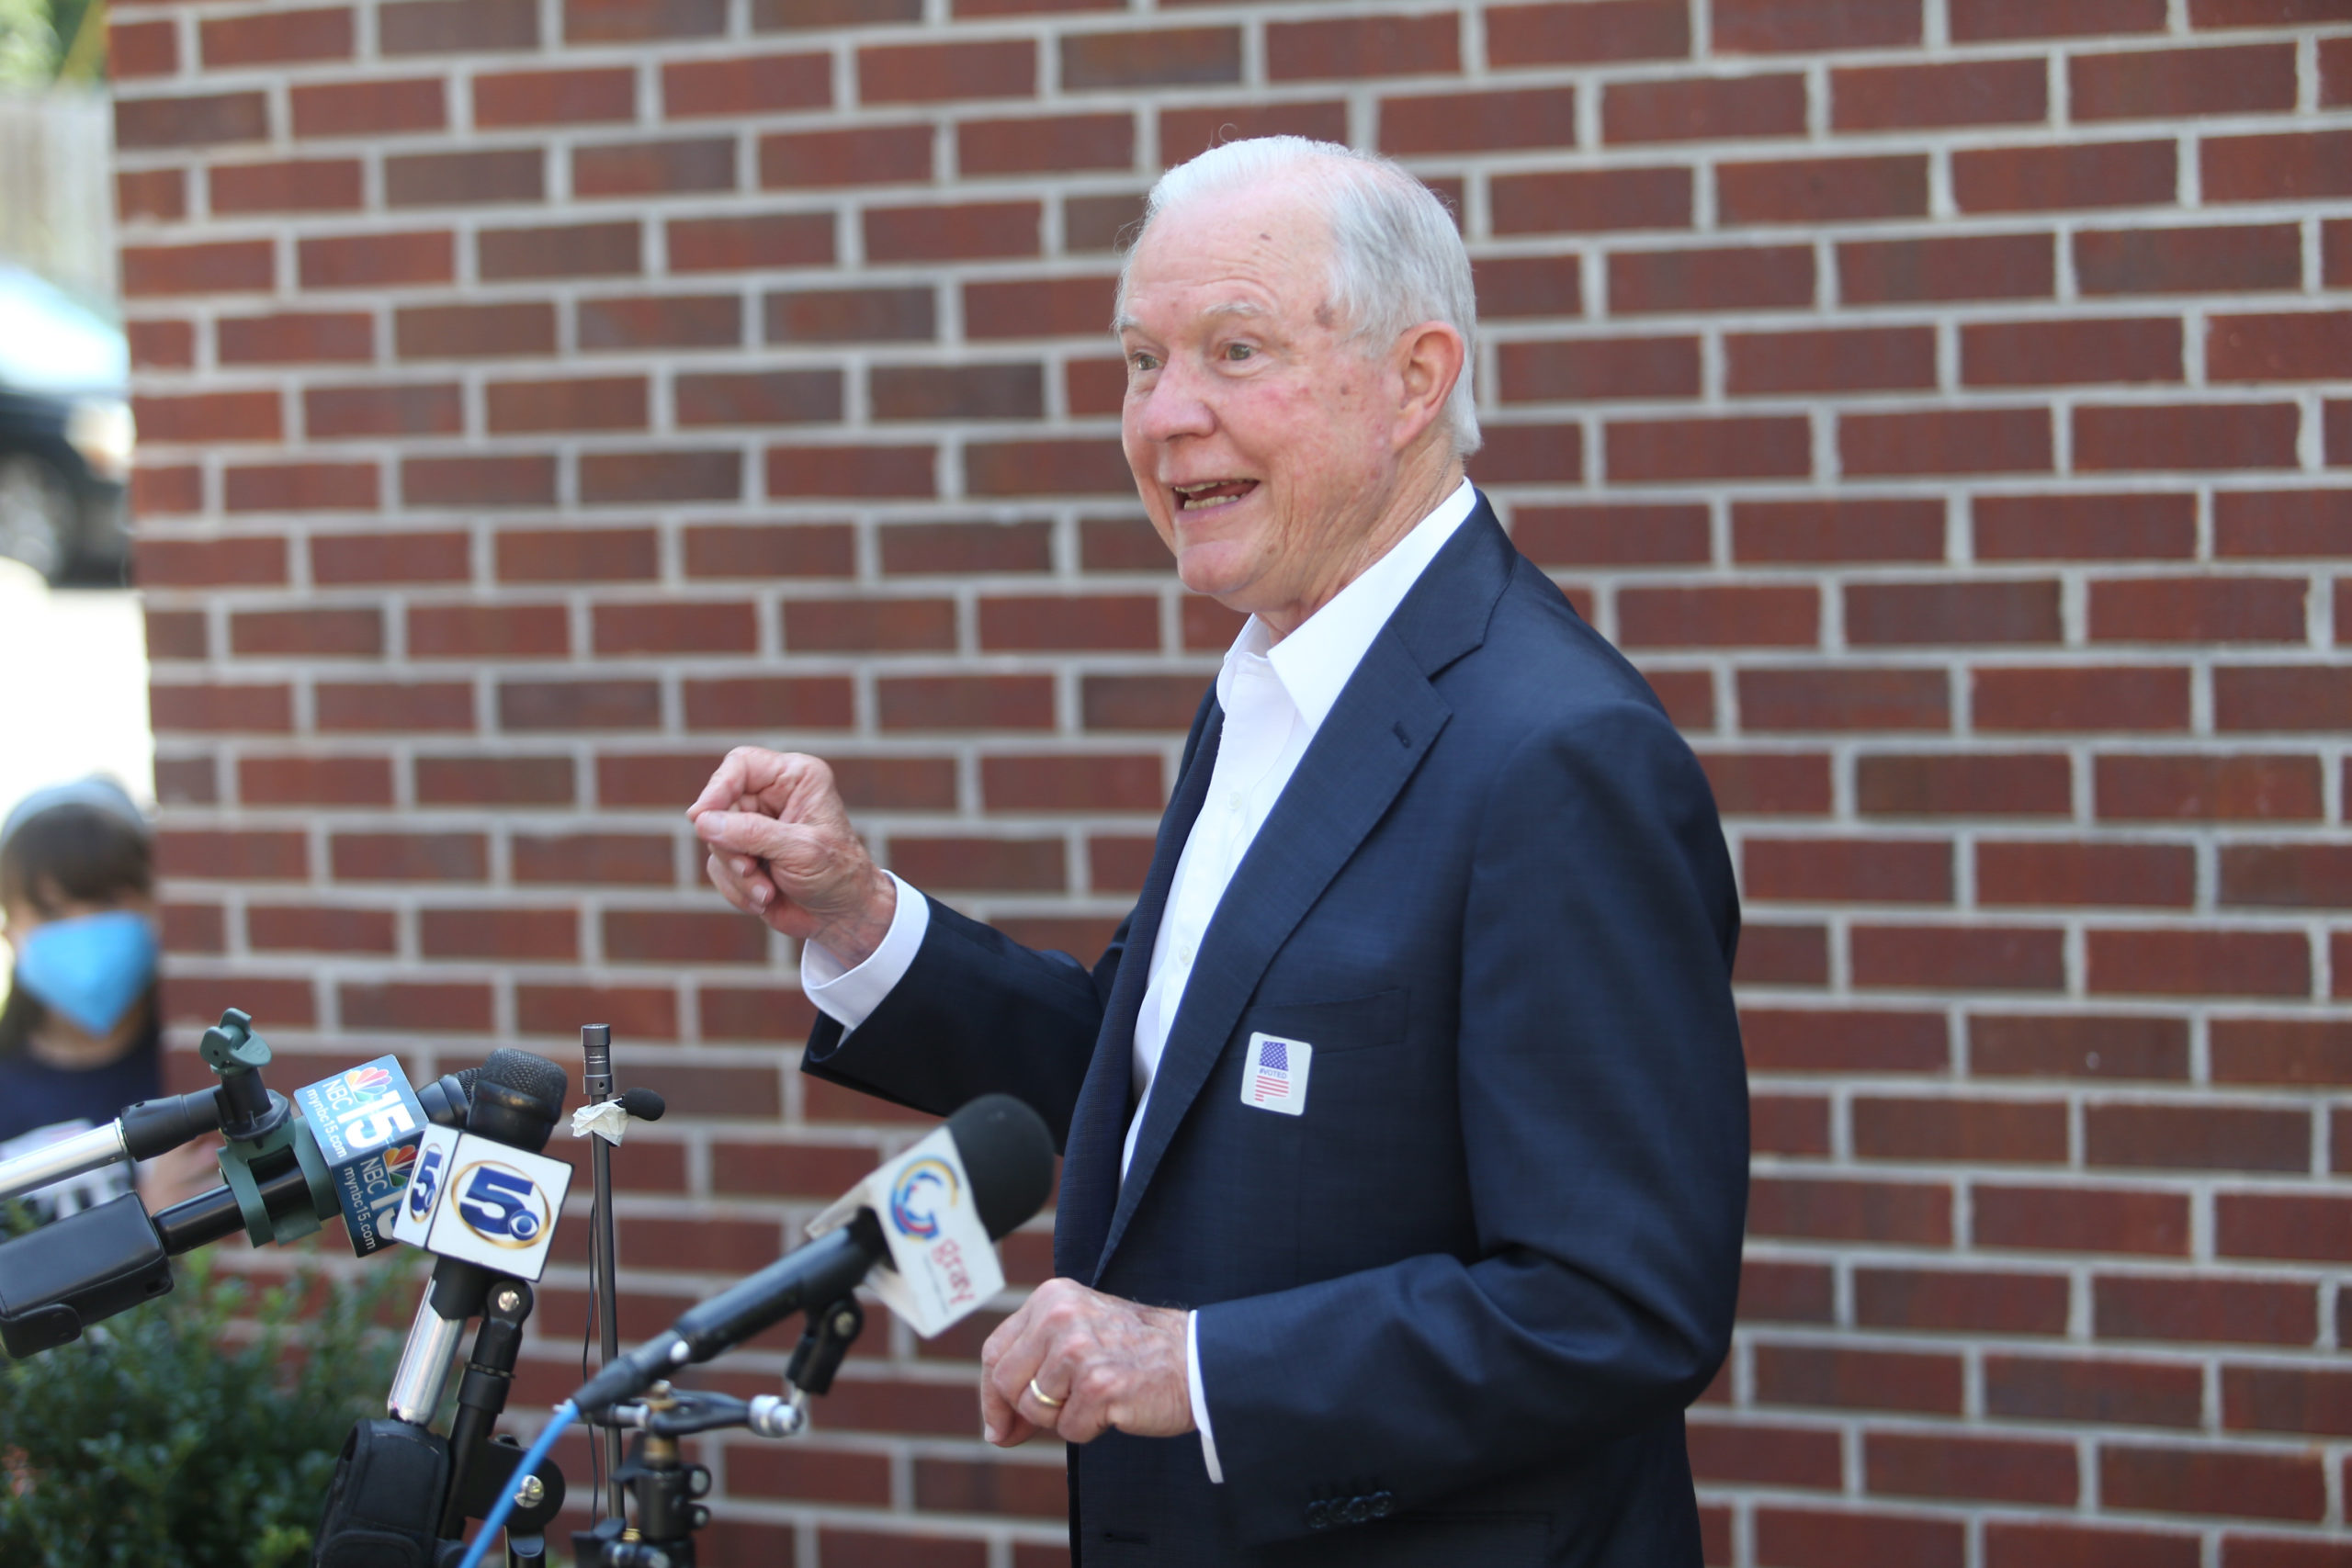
top-left (688, 747), bottom-right (897, 966)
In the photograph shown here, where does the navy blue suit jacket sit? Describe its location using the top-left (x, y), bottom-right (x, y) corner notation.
top-left (805, 499), bottom-right (1749, 1565)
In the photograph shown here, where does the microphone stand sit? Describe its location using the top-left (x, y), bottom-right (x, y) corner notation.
top-left (436, 1279), bottom-right (559, 1554)
top-left (370, 1261), bottom-right (565, 1568)
top-left (580, 1023), bottom-right (625, 1522)
top-left (571, 1296), bottom-right (865, 1568)
top-left (322, 1048), bottom-right (578, 1568)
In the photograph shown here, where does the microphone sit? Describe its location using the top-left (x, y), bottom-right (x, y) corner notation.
top-left (574, 1026), bottom-right (664, 1518)
top-left (12, 1006), bottom-right (299, 1208)
top-left (0, 1055), bottom-right (481, 1359)
top-left (386, 1049), bottom-right (573, 1424)
top-left (575, 1093), bottom-right (1053, 1414)
top-left (0, 1087), bottom-right (225, 1209)
top-left (394, 1048), bottom-right (571, 1314)
top-left (0, 1007), bottom-right (473, 1215)
top-left (141, 1063), bottom-right (477, 1258)
top-left (462, 1049), bottom-right (571, 1155)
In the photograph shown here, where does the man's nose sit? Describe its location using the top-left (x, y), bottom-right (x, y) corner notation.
top-left (1128, 359), bottom-right (1216, 443)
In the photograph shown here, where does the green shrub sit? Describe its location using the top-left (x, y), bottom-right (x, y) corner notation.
top-left (0, 1250), bottom-right (418, 1568)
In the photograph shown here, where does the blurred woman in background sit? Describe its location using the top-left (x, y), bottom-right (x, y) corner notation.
top-left (0, 775), bottom-right (175, 1217)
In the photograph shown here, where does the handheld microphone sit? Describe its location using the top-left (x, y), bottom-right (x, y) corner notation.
top-left (575, 1093), bottom-right (1053, 1415)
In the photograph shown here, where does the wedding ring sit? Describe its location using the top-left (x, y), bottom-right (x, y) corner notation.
top-left (1027, 1376), bottom-right (1066, 1409)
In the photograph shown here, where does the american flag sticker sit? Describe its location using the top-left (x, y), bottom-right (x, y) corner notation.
top-left (1242, 1032), bottom-right (1312, 1116)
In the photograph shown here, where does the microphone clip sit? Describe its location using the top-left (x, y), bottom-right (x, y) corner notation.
top-left (784, 1294), bottom-right (865, 1404)
top-left (198, 1008), bottom-right (290, 1145)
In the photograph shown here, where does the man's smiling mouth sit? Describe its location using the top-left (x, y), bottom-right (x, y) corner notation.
top-left (1172, 479), bottom-right (1259, 511)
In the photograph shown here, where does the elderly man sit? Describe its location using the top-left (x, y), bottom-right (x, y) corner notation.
top-left (691, 137), bottom-right (1747, 1565)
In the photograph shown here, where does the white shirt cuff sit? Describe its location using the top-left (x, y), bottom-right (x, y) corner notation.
top-left (1188, 1309), bottom-right (1223, 1483)
top-left (799, 872), bottom-right (929, 1032)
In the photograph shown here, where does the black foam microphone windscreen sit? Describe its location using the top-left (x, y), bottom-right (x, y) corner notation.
top-left (942, 1094), bottom-right (1056, 1243)
top-left (466, 1048), bottom-right (571, 1155)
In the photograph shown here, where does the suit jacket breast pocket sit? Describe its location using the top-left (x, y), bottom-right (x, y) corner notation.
top-left (1243, 987), bottom-right (1408, 1058)
top-left (1245, 987), bottom-right (1476, 1278)
top-left (1168, 990), bottom-right (1412, 1296)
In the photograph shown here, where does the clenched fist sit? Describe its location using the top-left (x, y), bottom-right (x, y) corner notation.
top-left (687, 747), bottom-right (897, 966)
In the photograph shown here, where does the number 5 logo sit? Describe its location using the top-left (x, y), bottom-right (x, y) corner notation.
top-left (406, 1145), bottom-right (445, 1223)
top-left (456, 1163), bottom-right (548, 1247)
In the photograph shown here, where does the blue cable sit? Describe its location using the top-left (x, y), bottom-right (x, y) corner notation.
top-left (453, 1401), bottom-right (578, 1568)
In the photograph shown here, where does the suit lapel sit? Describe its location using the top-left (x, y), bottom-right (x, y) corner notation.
top-left (1056, 697), bottom-right (1223, 1284)
top-left (1093, 650), bottom-right (1455, 1278)
top-left (1082, 502), bottom-right (1519, 1284)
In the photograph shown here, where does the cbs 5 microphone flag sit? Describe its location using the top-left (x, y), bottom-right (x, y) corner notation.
top-left (390, 1122), bottom-right (572, 1280)
top-left (804, 1120), bottom-right (1003, 1337)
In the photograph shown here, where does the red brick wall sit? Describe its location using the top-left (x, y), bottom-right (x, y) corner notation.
top-left (110, 0), bottom-right (2352, 1562)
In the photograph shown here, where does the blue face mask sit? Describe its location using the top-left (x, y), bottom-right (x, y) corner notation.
top-left (12, 910), bottom-right (158, 1037)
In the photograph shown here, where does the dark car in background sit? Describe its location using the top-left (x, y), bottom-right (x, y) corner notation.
top-left (0, 265), bottom-right (133, 585)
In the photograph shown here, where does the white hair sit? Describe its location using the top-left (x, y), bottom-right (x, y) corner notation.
top-left (1117, 136), bottom-right (1482, 457)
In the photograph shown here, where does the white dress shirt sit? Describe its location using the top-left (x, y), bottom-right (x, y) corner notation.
top-left (802, 477), bottom-right (1479, 1483)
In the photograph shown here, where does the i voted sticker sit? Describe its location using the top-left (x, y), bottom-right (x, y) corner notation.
top-left (1241, 1032), bottom-right (1312, 1116)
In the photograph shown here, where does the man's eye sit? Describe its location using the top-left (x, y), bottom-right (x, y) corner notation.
top-left (1129, 352), bottom-right (1160, 373)
top-left (1221, 343), bottom-right (1255, 361)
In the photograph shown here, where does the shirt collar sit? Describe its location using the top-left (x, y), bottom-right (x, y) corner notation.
top-left (1220, 479), bottom-right (1477, 732)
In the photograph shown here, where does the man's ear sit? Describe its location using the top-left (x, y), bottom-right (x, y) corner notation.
top-left (1390, 321), bottom-right (1466, 452)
